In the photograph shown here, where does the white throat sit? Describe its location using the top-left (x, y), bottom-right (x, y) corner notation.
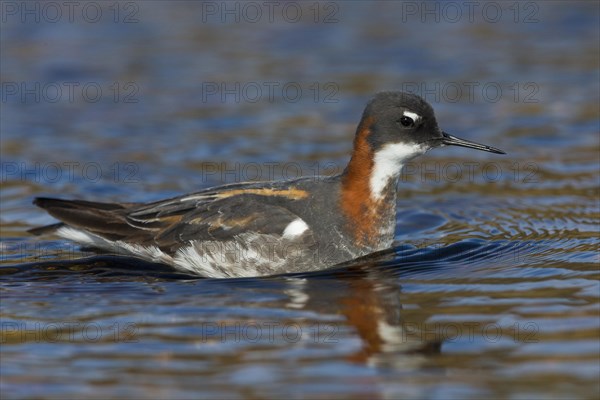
top-left (369, 142), bottom-right (427, 200)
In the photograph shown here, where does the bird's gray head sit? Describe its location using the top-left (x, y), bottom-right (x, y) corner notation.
top-left (359, 91), bottom-right (505, 155)
top-left (344, 91), bottom-right (505, 201)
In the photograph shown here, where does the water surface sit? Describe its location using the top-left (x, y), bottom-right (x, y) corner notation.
top-left (1, 2), bottom-right (599, 399)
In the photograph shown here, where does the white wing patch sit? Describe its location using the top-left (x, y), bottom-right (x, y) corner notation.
top-left (282, 218), bottom-right (309, 238)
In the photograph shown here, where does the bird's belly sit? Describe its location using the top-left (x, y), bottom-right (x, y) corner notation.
top-left (57, 226), bottom-right (377, 278)
top-left (171, 232), bottom-right (360, 278)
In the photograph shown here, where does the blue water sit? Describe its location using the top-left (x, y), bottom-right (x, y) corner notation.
top-left (1, 2), bottom-right (599, 399)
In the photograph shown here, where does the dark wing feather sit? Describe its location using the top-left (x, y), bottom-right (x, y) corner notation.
top-left (31, 192), bottom-right (309, 253)
top-left (31, 197), bottom-right (141, 239)
top-left (151, 197), bottom-right (300, 250)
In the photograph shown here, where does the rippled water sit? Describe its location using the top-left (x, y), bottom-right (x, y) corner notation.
top-left (1, 2), bottom-right (599, 399)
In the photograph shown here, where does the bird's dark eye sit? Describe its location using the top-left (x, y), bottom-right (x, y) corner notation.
top-left (399, 116), bottom-right (414, 127)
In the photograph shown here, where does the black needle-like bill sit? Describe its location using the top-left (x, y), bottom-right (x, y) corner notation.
top-left (441, 131), bottom-right (506, 155)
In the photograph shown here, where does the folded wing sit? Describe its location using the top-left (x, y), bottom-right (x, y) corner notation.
top-left (31, 189), bottom-right (312, 255)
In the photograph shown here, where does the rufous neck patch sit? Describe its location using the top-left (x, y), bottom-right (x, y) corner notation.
top-left (340, 116), bottom-right (392, 247)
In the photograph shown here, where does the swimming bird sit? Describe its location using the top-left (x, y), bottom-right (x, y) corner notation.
top-left (30, 91), bottom-right (505, 278)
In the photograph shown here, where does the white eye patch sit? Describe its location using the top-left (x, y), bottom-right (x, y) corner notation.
top-left (402, 110), bottom-right (421, 122)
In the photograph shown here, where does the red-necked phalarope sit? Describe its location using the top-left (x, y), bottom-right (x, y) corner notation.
top-left (30, 91), bottom-right (505, 278)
